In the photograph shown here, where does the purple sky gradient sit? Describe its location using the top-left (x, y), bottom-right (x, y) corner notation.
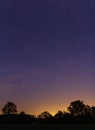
top-left (0, 0), bottom-right (95, 115)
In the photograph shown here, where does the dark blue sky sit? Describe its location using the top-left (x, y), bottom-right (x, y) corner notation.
top-left (0, 0), bottom-right (95, 115)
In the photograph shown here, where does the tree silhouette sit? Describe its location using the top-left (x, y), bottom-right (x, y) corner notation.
top-left (20, 111), bottom-right (26, 115)
top-left (2, 102), bottom-right (17, 115)
top-left (54, 111), bottom-right (64, 119)
top-left (91, 106), bottom-right (95, 116)
top-left (84, 105), bottom-right (91, 116)
top-left (37, 111), bottom-right (53, 119)
top-left (68, 100), bottom-right (86, 116)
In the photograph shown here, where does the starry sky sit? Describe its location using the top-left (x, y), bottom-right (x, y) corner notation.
top-left (0, 0), bottom-right (95, 115)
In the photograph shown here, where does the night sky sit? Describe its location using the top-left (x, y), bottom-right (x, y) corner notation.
top-left (0, 0), bottom-right (95, 115)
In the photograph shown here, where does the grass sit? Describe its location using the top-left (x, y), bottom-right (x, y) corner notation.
top-left (0, 124), bottom-right (95, 130)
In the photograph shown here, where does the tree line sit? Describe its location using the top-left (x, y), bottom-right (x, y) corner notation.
top-left (0, 100), bottom-right (95, 124)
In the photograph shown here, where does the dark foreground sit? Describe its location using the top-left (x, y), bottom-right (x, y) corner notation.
top-left (0, 124), bottom-right (95, 130)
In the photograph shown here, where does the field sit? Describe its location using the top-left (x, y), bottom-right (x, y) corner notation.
top-left (0, 124), bottom-right (95, 130)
